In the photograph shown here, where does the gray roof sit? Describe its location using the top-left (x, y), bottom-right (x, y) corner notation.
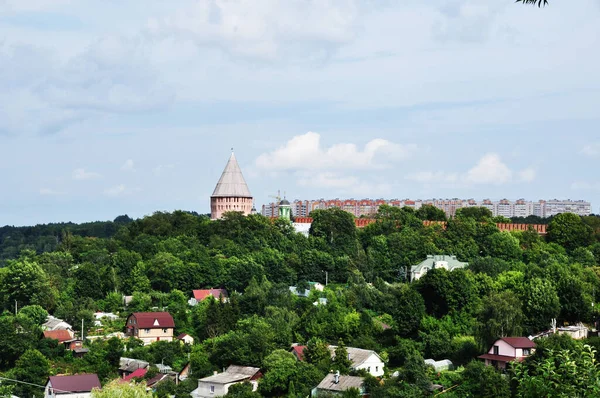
top-left (328, 346), bottom-right (382, 368)
top-left (198, 365), bottom-right (260, 385)
top-left (211, 152), bottom-right (252, 198)
top-left (410, 255), bottom-right (468, 274)
top-left (42, 316), bottom-right (72, 331)
top-left (119, 357), bottom-right (149, 373)
top-left (316, 373), bottom-right (364, 392)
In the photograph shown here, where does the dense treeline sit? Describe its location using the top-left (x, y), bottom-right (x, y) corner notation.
top-left (2, 206), bottom-right (600, 397)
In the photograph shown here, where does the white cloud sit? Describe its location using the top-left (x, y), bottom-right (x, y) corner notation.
top-left (121, 159), bottom-right (135, 172)
top-left (582, 143), bottom-right (600, 157)
top-left (406, 153), bottom-right (535, 186)
top-left (104, 184), bottom-right (126, 197)
top-left (517, 167), bottom-right (536, 182)
top-left (465, 153), bottom-right (512, 184)
top-left (39, 188), bottom-right (65, 196)
top-left (256, 132), bottom-right (416, 171)
top-left (72, 168), bottom-right (101, 180)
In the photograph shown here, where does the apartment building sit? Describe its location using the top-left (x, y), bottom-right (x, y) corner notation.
top-left (262, 198), bottom-right (592, 219)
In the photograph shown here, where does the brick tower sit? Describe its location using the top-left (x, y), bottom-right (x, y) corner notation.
top-left (210, 151), bottom-right (253, 220)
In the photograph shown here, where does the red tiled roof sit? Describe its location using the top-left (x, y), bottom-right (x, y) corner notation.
top-left (501, 337), bottom-right (536, 349)
top-left (129, 312), bottom-right (175, 329)
top-left (121, 368), bottom-right (147, 382)
top-left (177, 333), bottom-right (189, 340)
top-left (192, 289), bottom-right (229, 301)
top-left (43, 330), bottom-right (72, 342)
top-left (478, 353), bottom-right (527, 363)
top-left (291, 345), bottom-right (306, 361)
top-left (48, 374), bottom-right (101, 394)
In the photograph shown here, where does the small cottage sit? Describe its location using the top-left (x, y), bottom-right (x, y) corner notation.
top-left (311, 372), bottom-right (365, 397)
top-left (125, 312), bottom-right (175, 345)
top-left (190, 366), bottom-right (262, 398)
top-left (478, 337), bottom-right (535, 369)
top-left (328, 346), bottom-right (385, 377)
top-left (44, 374), bottom-right (101, 398)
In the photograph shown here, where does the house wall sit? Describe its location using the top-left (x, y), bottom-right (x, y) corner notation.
top-left (192, 380), bottom-right (257, 398)
top-left (355, 354), bottom-right (385, 377)
top-left (488, 340), bottom-right (516, 357)
top-left (45, 383), bottom-right (93, 398)
top-left (136, 328), bottom-right (174, 345)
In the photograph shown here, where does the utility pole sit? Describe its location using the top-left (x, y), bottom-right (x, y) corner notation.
top-left (14, 300), bottom-right (17, 315)
top-left (81, 319), bottom-right (84, 340)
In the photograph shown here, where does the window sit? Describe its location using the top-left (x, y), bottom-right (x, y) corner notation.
top-left (523, 349), bottom-right (530, 356)
top-left (493, 345), bottom-right (499, 355)
top-left (163, 328), bottom-right (168, 333)
top-left (145, 329), bottom-right (150, 334)
top-left (367, 367), bottom-right (371, 373)
top-left (375, 366), bottom-right (378, 372)
top-left (210, 385), bottom-right (215, 393)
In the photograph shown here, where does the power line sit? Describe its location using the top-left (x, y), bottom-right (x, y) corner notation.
top-left (0, 376), bottom-right (81, 394)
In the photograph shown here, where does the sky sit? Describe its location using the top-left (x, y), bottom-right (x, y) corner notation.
top-left (1, 0), bottom-right (600, 226)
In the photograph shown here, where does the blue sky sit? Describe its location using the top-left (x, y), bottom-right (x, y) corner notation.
top-left (1, 0), bottom-right (599, 226)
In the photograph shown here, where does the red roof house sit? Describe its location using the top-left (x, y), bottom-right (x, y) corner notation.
top-left (291, 345), bottom-right (306, 361)
top-left (46, 374), bottom-right (101, 396)
top-left (125, 312), bottom-right (175, 345)
top-left (478, 337), bottom-right (536, 369)
top-left (121, 368), bottom-right (148, 383)
top-left (192, 289), bottom-right (229, 302)
top-left (43, 330), bottom-right (73, 343)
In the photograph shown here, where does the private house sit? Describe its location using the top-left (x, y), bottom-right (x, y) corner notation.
top-left (530, 323), bottom-right (589, 341)
top-left (478, 337), bottom-right (536, 369)
top-left (311, 372), bottom-right (366, 397)
top-left (42, 316), bottom-right (74, 335)
top-left (290, 344), bottom-right (306, 361)
top-left (177, 333), bottom-right (194, 345)
top-left (188, 289), bottom-right (229, 306)
top-left (43, 331), bottom-right (88, 356)
top-left (44, 374), bottom-right (101, 398)
top-left (289, 282), bottom-right (325, 298)
top-left (178, 363), bottom-right (191, 382)
top-left (125, 312), bottom-right (174, 345)
top-left (120, 368), bottom-right (147, 383)
top-left (328, 346), bottom-right (385, 377)
top-left (119, 358), bottom-right (149, 377)
top-left (410, 255), bottom-right (468, 281)
top-left (190, 366), bottom-right (262, 398)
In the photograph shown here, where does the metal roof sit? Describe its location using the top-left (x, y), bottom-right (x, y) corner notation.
top-left (316, 373), bottom-right (364, 392)
top-left (211, 152), bottom-right (252, 198)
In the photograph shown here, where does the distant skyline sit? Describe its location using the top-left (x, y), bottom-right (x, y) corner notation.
top-left (1, 0), bottom-right (599, 226)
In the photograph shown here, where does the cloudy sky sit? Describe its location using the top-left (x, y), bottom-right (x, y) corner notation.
top-left (1, 0), bottom-right (599, 226)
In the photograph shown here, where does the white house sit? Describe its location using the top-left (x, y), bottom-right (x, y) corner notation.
top-left (190, 366), bottom-right (262, 398)
top-left (328, 346), bottom-right (385, 377)
top-left (45, 374), bottom-right (101, 398)
top-left (410, 255), bottom-right (468, 281)
top-left (478, 337), bottom-right (535, 369)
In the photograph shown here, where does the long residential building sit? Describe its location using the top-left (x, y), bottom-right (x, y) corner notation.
top-left (262, 198), bottom-right (592, 218)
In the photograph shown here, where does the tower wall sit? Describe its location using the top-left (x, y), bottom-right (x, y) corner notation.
top-left (211, 196), bottom-right (253, 220)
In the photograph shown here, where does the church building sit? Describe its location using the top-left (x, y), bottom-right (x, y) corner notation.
top-left (211, 152), bottom-right (254, 220)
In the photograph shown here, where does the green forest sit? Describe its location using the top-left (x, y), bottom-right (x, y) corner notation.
top-left (2, 205), bottom-right (600, 397)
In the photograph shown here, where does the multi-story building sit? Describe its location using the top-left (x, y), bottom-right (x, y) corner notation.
top-left (262, 198), bottom-right (592, 219)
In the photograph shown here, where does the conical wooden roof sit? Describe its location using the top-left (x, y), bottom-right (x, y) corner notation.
top-left (211, 152), bottom-right (252, 198)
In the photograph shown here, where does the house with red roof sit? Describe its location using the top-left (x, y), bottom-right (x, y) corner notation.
top-left (177, 333), bottom-right (194, 345)
top-left (125, 312), bottom-right (175, 345)
top-left (44, 374), bottom-right (101, 398)
top-left (43, 331), bottom-right (87, 356)
top-left (120, 368), bottom-right (148, 383)
top-left (478, 337), bottom-right (536, 369)
top-left (290, 344), bottom-right (306, 361)
top-left (188, 289), bottom-right (229, 306)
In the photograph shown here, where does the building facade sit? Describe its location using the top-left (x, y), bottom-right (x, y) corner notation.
top-left (125, 312), bottom-right (174, 345)
top-left (211, 152), bottom-right (253, 220)
top-left (262, 198), bottom-right (592, 219)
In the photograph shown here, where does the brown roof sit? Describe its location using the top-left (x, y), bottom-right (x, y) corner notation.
top-left (48, 374), bottom-right (101, 394)
top-left (479, 353), bottom-right (527, 363)
top-left (129, 312), bottom-right (174, 329)
top-left (43, 330), bottom-right (72, 342)
top-left (500, 337), bottom-right (536, 349)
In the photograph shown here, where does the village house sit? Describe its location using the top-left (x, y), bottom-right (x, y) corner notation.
top-left (190, 366), bottom-right (262, 398)
top-left (119, 358), bottom-right (149, 377)
top-left (177, 333), bottom-right (194, 345)
top-left (311, 372), bottom-right (366, 397)
top-left (44, 374), bottom-right (101, 398)
top-left (42, 316), bottom-right (74, 335)
top-left (188, 289), bottom-right (229, 306)
top-left (478, 337), bottom-right (536, 369)
top-left (328, 346), bottom-right (385, 377)
top-left (43, 330), bottom-right (88, 357)
top-left (410, 255), bottom-right (468, 281)
top-left (125, 312), bottom-right (174, 345)
top-left (290, 344), bottom-right (306, 361)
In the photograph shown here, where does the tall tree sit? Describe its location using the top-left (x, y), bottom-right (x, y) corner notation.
top-left (547, 213), bottom-right (594, 252)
